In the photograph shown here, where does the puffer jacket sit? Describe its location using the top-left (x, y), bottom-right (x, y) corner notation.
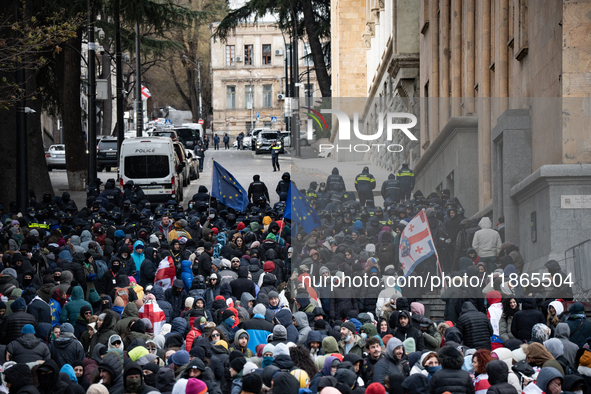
top-left (114, 302), bottom-right (139, 336)
top-left (429, 346), bottom-right (475, 394)
top-left (294, 312), bottom-right (311, 345)
top-left (372, 337), bottom-right (410, 384)
top-left (471, 217), bottom-right (502, 258)
top-left (230, 266), bottom-right (256, 299)
top-left (510, 299), bottom-right (545, 342)
top-left (49, 333), bottom-right (85, 367)
top-left (60, 286), bottom-right (92, 323)
top-left (498, 314), bottom-right (514, 342)
top-left (485, 360), bottom-right (518, 394)
top-left (0, 298), bottom-right (37, 345)
top-left (276, 309), bottom-right (298, 343)
top-left (455, 301), bottom-right (493, 350)
top-left (7, 333), bottom-right (50, 363)
top-left (165, 279), bottom-right (187, 318)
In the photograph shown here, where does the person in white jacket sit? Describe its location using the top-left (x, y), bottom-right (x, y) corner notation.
top-left (472, 217), bottom-right (502, 272)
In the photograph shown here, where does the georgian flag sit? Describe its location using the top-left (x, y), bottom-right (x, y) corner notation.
top-left (154, 256), bottom-right (176, 291)
top-left (399, 210), bottom-right (438, 277)
top-left (141, 85), bottom-right (151, 100)
top-left (138, 300), bottom-right (166, 335)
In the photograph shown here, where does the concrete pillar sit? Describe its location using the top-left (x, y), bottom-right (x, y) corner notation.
top-left (463, 0), bottom-right (475, 115)
top-left (439, 0), bottom-right (450, 130)
top-left (478, 0), bottom-right (492, 208)
top-left (430, 0), bottom-right (439, 143)
top-left (451, 0), bottom-right (462, 116)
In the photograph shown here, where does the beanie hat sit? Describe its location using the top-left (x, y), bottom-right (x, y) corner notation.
top-left (215, 340), bottom-right (229, 350)
top-left (222, 309), bottom-right (235, 320)
top-left (242, 361), bottom-right (258, 376)
top-left (263, 261), bottom-right (275, 272)
top-left (242, 372), bottom-right (263, 393)
top-left (342, 321), bottom-right (356, 334)
top-left (212, 259), bottom-right (221, 269)
top-left (61, 323), bottom-right (75, 334)
top-left (273, 343), bottom-right (290, 357)
top-left (11, 297), bottom-right (26, 312)
top-left (230, 357), bottom-right (247, 373)
top-left (366, 382), bottom-right (386, 394)
top-left (115, 230), bottom-right (125, 238)
top-left (253, 304), bottom-right (266, 316)
top-left (80, 305), bottom-right (92, 316)
top-left (169, 350), bottom-right (190, 366)
top-left (186, 379), bottom-right (208, 394)
top-left (21, 324), bottom-right (35, 334)
top-left (204, 242), bottom-right (213, 250)
top-left (268, 291), bottom-right (279, 299)
top-left (273, 325), bottom-right (287, 340)
top-left (263, 344), bottom-right (275, 355)
top-left (314, 320), bottom-right (327, 330)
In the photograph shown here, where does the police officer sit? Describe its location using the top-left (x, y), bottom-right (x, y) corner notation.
top-left (194, 139), bottom-right (205, 171)
top-left (354, 166), bottom-right (376, 206)
top-left (326, 167), bottom-right (346, 192)
top-left (271, 141), bottom-right (281, 171)
top-left (248, 175), bottom-right (270, 203)
top-left (223, 133), bottom-right (230, 149)
top-left (397, 163), bottom-right (415, 201)
top-left (306, 182), bottom-right (318, 201)
top-left (381, 173), bottom-right (402, 203)
top-left (276, 172), bottom-right (293, 201)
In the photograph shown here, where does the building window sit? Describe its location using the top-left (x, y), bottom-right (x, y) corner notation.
top-left (244, 45), bottom-right (253, 66)
top-left (245, 85), bottom-right (253, 109)
top-left (262, 44), bottom-right (272, 65)
top-left (263, 85), bottom-right (273, 108)
top-left (303, 43), bottom-right (313, 66)
top-left (225, 45), bottom-right (235, 66)
top-left (226, 86), bottom-right (236, 109)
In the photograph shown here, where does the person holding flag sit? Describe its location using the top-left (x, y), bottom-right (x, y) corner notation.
top-left (211, 160), bottom-right (250, 212)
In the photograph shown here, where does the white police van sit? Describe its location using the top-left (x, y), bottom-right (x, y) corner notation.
top-left (119, 137), bottom-right (186, 204)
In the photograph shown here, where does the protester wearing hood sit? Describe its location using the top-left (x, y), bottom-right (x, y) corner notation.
top-left (98, 354), bottom-right (124, 394)
top-left (554, 322), bottom-right (579, 368)
top-left (391, 311), bottom-right (425, 352)
top-left (60, 286), bottom-right (93, 324)
top-left (139, 246), bottom-right (159, 288)
top-left (35, 359), bottom-right (72, 394)
top-left (231, 329), bottom-right (254, 357)
top-left (122, 361), bottom-right (155, 394)
top-left (6, 324), bottom-right (50, 363)
top-left (276, 309), bottom-right (298, 343)
top-left (511, 298), bottom-right (545, 342)
top-left (230, 266), bottom-right (256, 299)
top-left (50, 322), bottom-right (85, 367)
top-left (471, 217), bottom-right (502, 271)
top-left (372, 337), bottom-right (409, 384)
top-left (4, 363), bottom-right (40, 394)
top-left (429, 346), bottom-right (473, 394)
top-left (165, 279), bottom-right (188, 318)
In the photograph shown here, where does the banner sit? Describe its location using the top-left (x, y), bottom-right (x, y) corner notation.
top-left (138, 300), bottom-right (166, 335)
top-left (399, 210), bottom-right (438, 277)
top-left (154, 256), bottom-right (176, 290)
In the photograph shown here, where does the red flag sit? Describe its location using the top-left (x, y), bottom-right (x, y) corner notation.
top-left (154, 256), bottom-right (176, 291)
top-left (138, 300), bottom-right (166, 335)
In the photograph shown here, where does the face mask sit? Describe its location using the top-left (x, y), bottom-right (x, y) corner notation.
top-left (209, 214), bottom-right (215, 219)
top-left (428, 365), bottom-right (442, 374)
top-left (360, 333), bottom-right (367, 339)
top-left (224, 317), bottom-right (235, 327)
top-left (38, 372), bottom-right (54, 386)
top-left (112, 265), bottom-right (120, 273)
top-left (200, 324), bottom-right (205, 331)
top-left (262, 356), bottom-right (274, 367)
top-left (344, 334), bottom-right (352, 342)
top-left (144, 373), bottom-right (156, 387)
top-left (23, 278), bottom-right (32, 286)
top-left (189, 203), bottom-right (194, 209)
top-left (126, 376), bottom-right (142, 392)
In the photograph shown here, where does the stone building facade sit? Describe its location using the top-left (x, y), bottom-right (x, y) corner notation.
top-left (210, 22), bottom-right (317, 138)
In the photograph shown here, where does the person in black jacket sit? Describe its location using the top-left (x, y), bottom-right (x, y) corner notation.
top-left (430, 346), bottom-right (475, 394)
top-left (511, 298), bottom-right (545, 342)
top-left (486, 360), bottom-right (518, 394)
top-left (123, 361), bottom-right (156, 394)
top-left (327, 167), bottom-right (346, 192)
top-left (7, 324), bottom-right (50, 363)
top-left (28, 286), bottom-right (53, 324)
top-left (230, 266), bottom-right (256, 299)
top-left (4, 363), bottom-right (40, 394)
top-left (391, 311), bottom-right (425, 351)
top-left (248, 175), bottom-right (270, 204)
top-left (50, 322), bottom-right (85, 368)
top-left (0, 297), bottom-right (36, 345)
top-left (139, 246), bottom-right (158, 287)
top-left (197, 243), bottom-right (213, 278)
top-left (36, 359), bottom-right (75, 394)
top-left (275, 172), bottom-right (293, 201)
top-left (165, 279), bottom-right (187, 318)
top-left (455, 301), bottom-right (493, 350)
top-left (98, 354), bottom-right (124, 394)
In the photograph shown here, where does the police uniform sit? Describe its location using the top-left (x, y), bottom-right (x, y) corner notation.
top-left (354, 167), bottom-right (376, 206)
top-left (397, 164), bottom-right (415, 201)
top-left (271, 142), bottom-right (281, 171)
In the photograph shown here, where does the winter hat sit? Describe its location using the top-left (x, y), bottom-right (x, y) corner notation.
top-left (242, 372), bottom-right (263, 394)
top-left (21, 324), bottom-right (35, 334)
top-left (263, 261), bottom-right (275, 272)
top-left (141, 318), bottom-right (153, 332)
top-left (531, 323), bottom-right (551, 342)
top-left (365, 383), bottom-right (386, 394)
top-left (402, 338), bottom-right (416, 353)
top-left (263, 344), bottom-right (275, 355)
top-left (273, 325), bottom-right (287, 341)
top-left (549, 300), bottom-right (564, 316)
top-left (273, 343), bottom-right (290, 357)
top-left (212, 258), bottom-right (221, 269)
top-left (253, 304), bottom-right (266, 316)
top-left (185, 297), bottom-right (195, 309)
top-left (186, 379), bottom-right (208, 394)
top-left (230, 357), bottom-right (247, 373)
top-left (215, 340), bottom-right (229, 350)
top-left (169, 350), bottom-right (190, 366)
top-left (341, 321), bottom-right (356, 334)
top-left (11, 297), bottom-right (26, 312)
top-left (268, 291), bottom-right (279, 299)
top-left (314, 320), bottom-right (327, 330)
top-left (61, 323), bottom-right (75, 334)
top-left (222, 309), bottom-right (235, 320)
top-left (204, 242), bottom-right (213, 250)
top-left (503, 338), bottom-right (522, 351)
top-left (242, 361), bottom-right (258, 376)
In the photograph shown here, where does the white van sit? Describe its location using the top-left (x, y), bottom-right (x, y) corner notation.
top-left (181, 123), bottom-right (204, 139)
top-left (119, 137), bottom-right (186, 204)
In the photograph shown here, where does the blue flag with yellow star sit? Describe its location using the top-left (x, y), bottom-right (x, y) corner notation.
top-left (285, 183), bottom-right (321, 234)
top-left (211, 161), bottom-right (250, 212)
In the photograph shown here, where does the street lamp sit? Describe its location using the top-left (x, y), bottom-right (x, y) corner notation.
top-left (182, 55), bottom-right (203, 121)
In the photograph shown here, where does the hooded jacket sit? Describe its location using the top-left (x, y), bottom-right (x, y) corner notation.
top-left (35, 359), bottom-right (72, 394)
top-left (429, 346), bottom-right (475, 394)
top-left (98, 354), bottom-right (124, 394)
top-left (242, 309), bottom-right (274, 353)
top-left (455, 301), bottom-right (493, 350)
top-left (276, 309), bottom-right (299, 343)
top-left (294, 311), bottom-right (311, 345)
top-left (510, 298), bottom-right (545, 342)
top-left (392, 311), bottom-right (425, 352)
top-left (151, 286), bottom-right (173, 323)
top-left (49, 331), bottom-right (85, 367)
top-left (485, 360), bottom-right (517, 394)
top-left (4, 363), bottom-right (40, 394)
top-left (230, 266), bottom-right (256, 299)
top-left (88, 310), bottom-right (117, 355)
top-left (60, 286), bottom-right (93, 323)
top-left (139, 246), bottom-right (158, 287)
top-left (114, 302), bottom-right (139, 336)
top-left (565, 302), bottom-right (591, 347)
top-left (555, 322), bottom-right (579, 367)
top-left (165, 279), bottom-right (187, 318)
top-left (7, 333), bottom-right (50, 363)
top-left (471, 217), bottom-right (502, 258)
top-left (372, 337), bottom-right (409, 384)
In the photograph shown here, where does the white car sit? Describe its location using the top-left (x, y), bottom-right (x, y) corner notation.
top-left (185, 150), bottom-right (200, 179)
top-left (45, 144), bottom-right (66, 171)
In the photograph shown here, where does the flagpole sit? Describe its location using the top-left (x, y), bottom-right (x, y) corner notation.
top-left (208, 158), bottom-right (214, 216)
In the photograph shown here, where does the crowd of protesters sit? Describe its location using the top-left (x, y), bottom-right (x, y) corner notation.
top-left (0, 167), bottom-right (585, 394)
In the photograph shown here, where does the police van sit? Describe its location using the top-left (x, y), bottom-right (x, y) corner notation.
top-left (119, 137), bottom-right (186, 204)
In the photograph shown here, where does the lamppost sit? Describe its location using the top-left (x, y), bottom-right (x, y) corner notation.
top-left (182, 55), bottom-right (203, 121)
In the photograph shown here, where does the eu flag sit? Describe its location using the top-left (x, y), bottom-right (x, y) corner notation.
top-left (285, 184), bottom-right (321, 234)
top-left (211, 161), bottom-right (250, 212)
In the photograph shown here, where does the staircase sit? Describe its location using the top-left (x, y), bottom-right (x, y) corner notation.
top-left (418, 294), bottom-right (447, 321)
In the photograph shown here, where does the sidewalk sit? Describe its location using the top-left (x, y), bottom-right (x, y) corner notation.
top-left (50, 171), bottom-right (113, 212)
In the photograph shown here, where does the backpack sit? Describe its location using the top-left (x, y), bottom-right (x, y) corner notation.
top-left (95, 259), bottom-right (108, 280)
top-left (114, 287), bottom-right (129, 305)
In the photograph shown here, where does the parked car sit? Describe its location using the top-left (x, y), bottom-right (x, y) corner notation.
top-left (45, 144), bottom-right (66, 171)
top-left (185, 149), bottom-right (200, 180)
top-left (173, 142), bottom-right (191, 187)
top-left (97, 137), bottom-right (118, 172)
top-left (174, 127), bottom-right (200, 149)
top-left (255, 130), bottom-right (284, 154)
top-left (250, 128), bottom-right (268, 150)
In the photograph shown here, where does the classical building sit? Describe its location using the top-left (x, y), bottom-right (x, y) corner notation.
top-left (210, 22), bottom-right (317, 138)
top-left (331, 0), bottom-right (591, 276)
